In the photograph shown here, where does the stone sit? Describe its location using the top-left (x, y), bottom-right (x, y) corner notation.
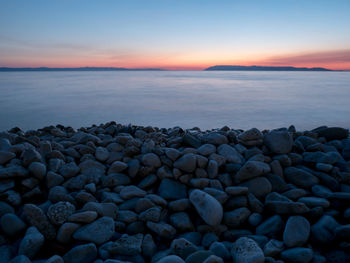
top-left (298, 197), bottom-right (330, 208)
top-left (95, 146), bottom-right (109, 162)
top-left (57, 222), bottom-right (81, 243)
top-left (205, 133), bottom-right (228, 145)
top-left (185, 250), bottom-right (213, 263)
top-left (79, 159), bottom-right (105, 177)
top-left (165, 148), bottom-right (181, 161)
top-left (207, 160), bottom-right (218, 178)
top-left (109, 233), bottom-right (143, 255)
top-left (47, 201), bottom-right (75, 225)
top-left (171, 238), bottom-right (198, 259)
top-left (237, 128), bottom-right (263, 145)
top-left (203, 255), bottom-right (224, 263)
top-left (46, 172), bottom-right (64, 188)
top-left (21, 148), bottom-right (42, 167)
top-left (120, 185), bottom-right (146, 199)
top-left (209, 242), bottom-right (230, 261)
top-left (183, 134), bottom-right (201, 148)
top-left (73, 216), bottom-right (115, 244)
top-left (142, 153), bottom-right (161, 167)
top-left (263, 239), bottom-right (284, 257)
top-left (217, 144), bottom-right (242, 164)
top-left (311, 215), bottom-right (340, 244)
top-left (231, 237), bottom-right (264, 263)
top-left (174, 153), bottom-right (197, 173)
top-left (225, 186), bottom-right (248, 196)
top-left (0, 151), bottom-right (16, 165)
top-left (8, 255), bottom-right (31, 263)
top-left (283, 216), bottom-right (310, 247)
top-left (0, 165), bottom-right (28, 179)
top-left (223, 207), bottom-right (251, 227)
top-left (201, 233), bottom-right (218, 248)
top-left (157, 255), bottom-right (185, 263)
top-left (158, 178), bottom-right (187, 200)
top-left (139, 207), bottom-right (161, 222)
top-left (264, 130), bottom-right (293, 154)
top-left (240, 177), bottom-right (272, 199)
top-left (280, 248), bottom-right (313, 263)
top-left (146, 221), bottom-right (176, 239)
top-left (256, 215), bottom-right (284, 238)
top-left (197, 144), bottom-right (216, 156)
top-left (102, 173), bottom-right (131, 187)
top-left (28, 161), bottom-right (46, 180)
top-left (170, 212), bottom-right (194, 232)
top-left (68, 211), bottom-right (98, 223)
top-left (189, 189), bottom-right (223, 226)
top-left (108, 161), bottom-right (128, 173)
top-left (46, 255), bottom-right (64, 263)
top-left (234, 161), bottom-right (270, 183)
top-left (284, 167), bottom-right (319, 188)
top-left (315, 127), bottom-right (349, 141)
top-left (18, 226), bottom-right (44, 259)
top-left (303, 151), bottom-right (341, 164)
top-left (334, 224), bottom-right (350, 241)
top-left (63, 243), bottom-right (97, 263)
top-left (23, 204), bottom-right (56, 240)
top-left (265, 201), bottom-right (309, 214)
top-left (0, 201), bottom-right (14, 217)
top-left (0, 213), bottom-right (26, 236)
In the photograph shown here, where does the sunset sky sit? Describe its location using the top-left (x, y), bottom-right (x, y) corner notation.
top-left (1, 0), bottom-right (350, 70)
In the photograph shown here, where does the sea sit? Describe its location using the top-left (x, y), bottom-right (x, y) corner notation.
top-left (0, 71), bottom-right (349, 131)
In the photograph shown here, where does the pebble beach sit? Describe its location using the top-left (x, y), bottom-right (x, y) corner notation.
top-left (0, 122), bottom-right (350, 263)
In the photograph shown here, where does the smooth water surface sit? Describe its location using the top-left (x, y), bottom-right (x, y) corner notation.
top-left (0, 71), bottom-right (349, 131)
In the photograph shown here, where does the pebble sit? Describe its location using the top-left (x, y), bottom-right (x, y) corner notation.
top-left (157, 255), bottom-right (185, 263)
top-left (57, 222), bottom-right (81, 243)
top-left (256, 215), bottom-right (284, 238)
top-left (47, 201), bottom-right (75, 225)
top-left (109, 233), bottom-right (143, 255)
top-left (18, 226), bottom-right (44, 259)
top-left (283, 216), bottom-right (310, 247)
top-left (63, 243), bottom-right (97, 263)
top-left (223, 207), bottom-right (251, 227)
top-left (158, 178), bottom-right (187, 200)
top-left (171, 238), bottom-right (198, 259)
top-left (280, 247), bottom-right (313, 263)
top-left (189, 189), bottom-right (223, 226)
top-left (234, 161), bottom-right (271, 183)
top-left (68, 211), bottom-right (98, 223)
top-left (264, 130), bottom-right (293, 154)
top-left (73, 216), bottom-right (115, 244)
top-left (284, 167), bottom-right (319, 188)
top-left (217, 144), bottom-right (242, 164)
top-left (142, 153), bottom-right (161, 167)
top-left (0, 213), bottom-right (26, 236)
top-left (231, 237), bottom-right (264, 263)
top-left (174, 153), bottom-right (197, 173)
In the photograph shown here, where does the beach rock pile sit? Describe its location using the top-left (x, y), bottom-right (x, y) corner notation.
top-left (0, 123), bottom-right (350, 263)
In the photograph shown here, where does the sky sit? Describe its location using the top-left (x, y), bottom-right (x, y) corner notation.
top-left (0, 0), bottom-right (350, 70)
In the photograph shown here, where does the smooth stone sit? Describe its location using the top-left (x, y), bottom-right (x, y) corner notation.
top-left (316, 163), bottom-right (333, 172)
top-left (120, 185), bottom-right (146, 200)
top-left (79, 159), bottom-right (105, 176)
top-left (170, 212), bottom-right (194, 232)
top-left (256, 215), bottom-right (284, 238)
top-left (203, 255), bottom-right (224, 263)
top-left (109, 233), bottom-right (143, 255)
top-left (63, 243), bottom-right (97, 263)
top-left (334, 225), bottom-right (350, 241)
top-left (201, 233), bottom-right (218, 248)
top-left (57, 222), bottom-right (81, 243)
top-left (280, 247), bottom-right (313, 263)
top-left (95, 146), bottom-right (109, 162)
top-left (171, 238), bottom-right (198, 259)
top-left (139, 207), bottom-right (161, 222)
top-left (315, 127), bottom-right (349, 141)
top-left (189, 189), bottom-right (223, 226)
top-left (185, 250), bottom-right (213, 263)
top-left (197, 144), bottom-right (216, 156)
top-left (158, 178), bottom-right (187, 200)
top-left (174, 153), bottom-right (197, 173)
top-left (223, 207), bottom-right (251, 227)
top-left (8, 255), bottom-right (31, 263)
top-left (18, 226), bottom-right (44, 259)
top-left (47, 201), bottom-right (75, 225)
top-left (0, 151), bottom-right (15, 165)
top-left (225, 186), bottom-right (248, 196)
top-left (240, 177), bottom-right (272, 199)
top-left (209, 242), bottom-right (230, 261)
top-left (311, 215), bottom-right (340, 244)
top-left (102, 173), bottom-right (131, 187)
top-left (21, 148), bottom-right (42, 167)
top-left (284, 167), bottom-right (319, 188)
top-left (147, 221), bottom-right (176, 239)
top-left (234, 161), bottom-right (270, 183)
top-left (312, 185), bottom-right (333, 198)
top-left (183, 134), bottom-right (201, 148)
top-left (283, 216), bottom-right (310, 247)
top-left (165, 148), bottom-right (181, 161)
top-left (142, 233), bottom-right (157, 258)
top-left (231, 237), bottom-right (264, 263)
top-left (46, 255), bottom-right (64, 263)
top-left (265, 201), bottom-right (310, 214)
top-left (157, 255), bottom-right (185, 263)
top-left (217, 144), bottom-right (242, 164)
top-left (298, 197), bottom-right (330, 208)
top-left (68, 211), bottom-right (98, 223)
top-left (108, 161), bottom-right (128, 173)
top-left (205, 133), bottom-right (228, 145)
top-left (27, 161), bottom-right (46, 180)
top-left (168, 199), bottom-right (191, 212)
top-left (23, 204), bottom-right (56, 240)
top-left (237, 128), bottom-right (263, 145)
top-left (0, 201), bottom-right (15, 217)
top-left (46, 172), bottom-right (64, 188)
top-left (264, 130), bottom-right (293, 154)
top-left (303, 151), bottom-right (341, 164)
top-left (142, 153), bottom-right (161, 167)
top-left (73, 216), bottom-right (115, 244)
top-left (0, 213), bottom-right (26, 236)
top-left (263, 239), bottom-right (284, 257)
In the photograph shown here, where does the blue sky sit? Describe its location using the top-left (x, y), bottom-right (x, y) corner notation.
top-left (1, 0), bottom-right (349, 69)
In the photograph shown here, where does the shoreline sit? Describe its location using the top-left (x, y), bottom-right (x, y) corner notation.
top-left (0, 122), bottom-right (349, 262)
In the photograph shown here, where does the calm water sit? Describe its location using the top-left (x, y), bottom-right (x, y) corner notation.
top-left (0, 71), bottom-right (349, 131)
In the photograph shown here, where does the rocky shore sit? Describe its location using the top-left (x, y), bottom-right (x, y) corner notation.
top-left (0, 122), bottom-right (350, 263)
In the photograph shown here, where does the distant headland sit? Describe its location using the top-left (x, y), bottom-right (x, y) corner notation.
top-left (205, 65), bottom-right (332, 71)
